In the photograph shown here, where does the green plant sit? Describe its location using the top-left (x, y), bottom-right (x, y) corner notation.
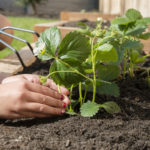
top-left (111, 9), bottom-right (150, 77)
top-left (16, 0), bottom-right (47, 15)
top-left (33, 26), bottom-right (121, 117)
top-left (34, 9), bottom-right (150, 117)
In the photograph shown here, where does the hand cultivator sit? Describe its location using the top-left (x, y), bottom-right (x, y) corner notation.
top-left (0, 26), bottom-right (40, 68)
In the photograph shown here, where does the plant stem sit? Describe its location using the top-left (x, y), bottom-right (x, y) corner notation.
top-left (47, 68), bottom-right (93, 83)
top-left (129, 50), bottom-right (134, 77)
top-left (83, 85), bottom-right (88, 104)
top-left (47, 70), bottom-right (76, 78)
top-left (57, 59), bottom-right (93, 82)
top-left (69, 84), bottom-right (74, 100)
top-left (123, 50), bottom-right (128, 79)
top-left (129, 62), bottom-right (134, 77)
top-left (58, 85), bottom-right (61, 93)
top-left (91, 37), bottom-right (96, 103)
top-left (79, 82), bottom-right (83, 106)
top-left (69, 84), bottom-right (74, 111)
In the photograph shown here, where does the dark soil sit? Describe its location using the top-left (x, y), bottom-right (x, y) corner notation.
top-left (0, 59), bottom-right (150, 150)
top-left (62, 19), bottom-right (110, 29)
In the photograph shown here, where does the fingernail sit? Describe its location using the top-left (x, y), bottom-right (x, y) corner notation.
top-left (61, 95), bottom-right (64, 100)
top-left (61, 109), bottom-right (65, 114)
top-left (64, 103), bottom-right (67, 108)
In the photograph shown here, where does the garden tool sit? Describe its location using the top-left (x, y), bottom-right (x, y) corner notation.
top-left (0, 26), bottom-right (40, 68)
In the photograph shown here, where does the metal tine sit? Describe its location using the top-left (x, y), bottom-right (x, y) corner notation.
top-left (0, 38), bottom-right (26, 68)
top-left (0, 30), bottom-right (34, 54)
top-left (0, 26), bottom-right (40, 69)
top-left (1, 26), bottom-right (40, 38)
top-left (1, 26), bottom-right (40, 53)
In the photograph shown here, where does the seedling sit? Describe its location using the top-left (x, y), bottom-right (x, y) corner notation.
top-left (34, 9), bottom-right (150, 117)
top-left (111, 9), bottom-right (150, 77)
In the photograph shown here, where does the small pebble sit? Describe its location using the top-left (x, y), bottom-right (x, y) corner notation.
top-left (65, 139), bottom-right (71, 147)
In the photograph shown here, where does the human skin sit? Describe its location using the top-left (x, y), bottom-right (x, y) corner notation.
top-left (2, 74), bottom-right (70, 95)
top-left (0, 74), bottom-right (70, 119)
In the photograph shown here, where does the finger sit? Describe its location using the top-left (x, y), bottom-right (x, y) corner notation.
top-left (2, 76), bottom-right (25, 84)
top-left (26, 91), bottom-right (66, 109)
top-left (23, 74), bottom-right (41, 84)
top-left (26, 81), bottom-right (63, 100)
top-left (26, 103), bottom-right (65, 116)
top-left (1, 74), bottom-right (41, 85)
top-left (62, 95), bottom-right (71, 105)
top-left (18, 111), bottom-right (52, 118)
top-left (1, 112), bottom-right (23, 119)
top-left (45, 79), bottom-right (69, 95)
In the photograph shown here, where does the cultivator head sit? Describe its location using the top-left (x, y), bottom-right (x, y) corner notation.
top-left (0, 26), bottom-right (40, 68)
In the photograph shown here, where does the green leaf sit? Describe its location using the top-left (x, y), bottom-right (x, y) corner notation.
top-left (121, 39), bottom-right (141, 49)
top-left (77, 22), bottom-right (93, 36)
top-left (66, 110), bottom-right (77, 115)
top-left (126, 25), bottom-right (146, 36)
top-left (97, 64), bottom-right (120, 81)
top-left (135, 57), bottom-right (146, 64)
top-left (109, 24), bottom-right (124, 34)
top-left (95, 36), bottom-right (115, 48)
top-left (115, 39), bottom-right (142, 65)
top-left (40, 27), bottom-right (61, 56)
top-left (38, 54), bottom-right (52, 61)
top-left (108, 41), bottom-right (125, 65)
top-left (80, 101), bottom-right (99, 117)
top-left (84, 69), bottom-right (93, 74)
top-left (82, 61), bottom-right (93, 73)
top-left (100, 101), bottom-right (121, 114)
top-left (130, 50), bottom-right (140, 63)
top-left (137, 17), bottom-right (150, 25)
top-left (125, 9), bottom-right (142, 21)
top-left (111, 17), bottom-right (131, 25)
top-left (77, 22), bottom-right (89, 29)
top-left (96, 81), bottom-right (120, 97)
top-left (78, 28), bottom-right (92, 37)
top-left (50, 59), bottom-right (84, 88)
top-left (130, 50), bottom-right (147, 64)
top-left (96, 43), bottom-right (118, 63)
top-left (138, 33), bottom-right (150, 40)
top-left (58, 31), bottom-right (91, 62)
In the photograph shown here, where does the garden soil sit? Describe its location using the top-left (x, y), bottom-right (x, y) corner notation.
top-left (0, 60), bottom-right (149, 150)
top-left (61, 19), bottom-right (110, 29)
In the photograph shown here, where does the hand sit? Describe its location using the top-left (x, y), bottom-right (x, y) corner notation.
top-left (0, 80), bottom-right (70, 119)
top-left (2, 74), bottom-right (69, 95)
